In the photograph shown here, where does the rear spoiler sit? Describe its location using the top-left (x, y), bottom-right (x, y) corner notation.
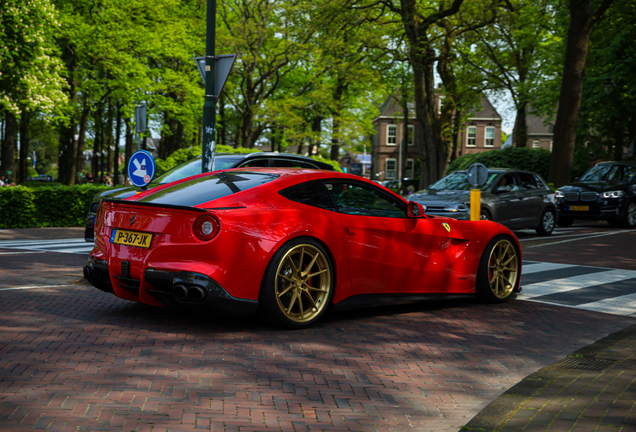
top-left (101, 199), bottom-right (207, 213)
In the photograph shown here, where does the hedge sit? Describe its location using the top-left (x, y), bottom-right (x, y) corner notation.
top-left (0, 185), bottom-right (110, 229)
top-left (447, 147), bottom-right (552, 180)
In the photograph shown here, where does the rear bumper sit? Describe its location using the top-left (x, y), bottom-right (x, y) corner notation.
top-left (83, 256), bottom-right (258, 316)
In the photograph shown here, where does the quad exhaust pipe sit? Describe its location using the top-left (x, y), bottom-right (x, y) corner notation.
top-left (173, 284), bottom-right (207, 302)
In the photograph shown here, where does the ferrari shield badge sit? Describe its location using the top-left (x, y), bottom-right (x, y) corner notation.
top-left (442, 222), bottom-right (451, 232)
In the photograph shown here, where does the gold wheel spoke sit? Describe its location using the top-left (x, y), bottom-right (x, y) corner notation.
top-left (277, 274), bottom-right (294, 283)
top-left (298, 293), bottom-right (305, 319)
top-left (305, 283), bottom-right (328, 293)
top-left (286, 290), bottom-right (298, 315)
top-left (302, 253), bottom-right (320, 277)
top-left (303, 291), bottom-right (318, 309)
top-left (298, 247), bottom-right (305, 272)
top-left (490, 272), bottom-right (497, 285)
top-left (307, 268), bottom-right (328, 278)
top-left (502, 274), bottom-right (513, 289)
top-left (286, 256), bottom-right (299, 275)
top-left (503, 255), bottom-right (516, 266)
top-left (277, 284), bottom-right (294, 298)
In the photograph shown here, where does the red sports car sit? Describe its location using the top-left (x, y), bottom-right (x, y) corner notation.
top-left (85, 168), bottom-right (521, 328)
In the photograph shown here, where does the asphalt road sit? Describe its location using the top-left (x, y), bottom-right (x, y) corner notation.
top-left (0, 223), bottom-right (635, 431)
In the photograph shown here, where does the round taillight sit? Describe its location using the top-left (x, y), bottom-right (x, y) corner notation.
top-left (194, 214), bottom-right (220, 241)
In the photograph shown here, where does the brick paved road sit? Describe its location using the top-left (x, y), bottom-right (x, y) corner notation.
top-left (1, 283), bottom-right (635, 431)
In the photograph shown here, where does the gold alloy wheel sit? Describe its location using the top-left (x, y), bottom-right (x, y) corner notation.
top-left (487, 239), bottom-right (519, 299)
top-left (274, 244), bottom-right (331, 323)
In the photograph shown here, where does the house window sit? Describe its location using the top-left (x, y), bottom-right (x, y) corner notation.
top-left (387, 125), bottom-right (397, 146)
top-left (406, 159), bottom-right (414, 178)
top-left (386, 158), bottom-right (396, 179)
top-left (467, 126), bottom-right (477, 147)
top-left (407, 125), bottom-right (414, 146)
top-left (533, 140), bottom-right (540, 149)
top-left (485, 127), bottom-right (495, 147)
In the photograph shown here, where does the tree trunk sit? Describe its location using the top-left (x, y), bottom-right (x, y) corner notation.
top-left (75, 97), bottom-right (90, 178)
top-left (114, 105), bottom-right (122, 186)
top-left (124, 119), bottom-right (133, 184)
top-left (1, 112), bottom-right (17, 182)
top-left (57, 43), bottom-right (78, 185)
top-left (18, 112), bottom-right (30, 184)
top-left (549, 0), bottom-right (613, 187)
top-left (106, 101), bottom-right (113, 176)
top-left (513, 104), bottom-right (528, 148)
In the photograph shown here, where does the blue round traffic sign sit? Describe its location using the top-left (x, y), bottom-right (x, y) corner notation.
top-left (127, 150), bottom-right (156, 188)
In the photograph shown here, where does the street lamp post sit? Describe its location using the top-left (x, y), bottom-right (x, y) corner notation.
top-left (202, 0), bottom-right (216, 173)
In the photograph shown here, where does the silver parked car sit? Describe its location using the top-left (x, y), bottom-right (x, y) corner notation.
top-left (408, 168), bottom-right (557, 235)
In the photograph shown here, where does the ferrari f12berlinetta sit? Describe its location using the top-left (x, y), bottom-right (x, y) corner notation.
top-left (85, 168), bottom-right (521, 328)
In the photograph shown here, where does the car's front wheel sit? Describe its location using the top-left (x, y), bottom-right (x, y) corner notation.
top-left (259, 238), bottom-right (334, 329)
top-left (476, 235), bottom-right (520, 303)
top-left (621, 200), bottom-right (636, 229)
top-left (536, 208), bottom-right (556, 236)
top-left (480, 208), bottom-right (492, 221)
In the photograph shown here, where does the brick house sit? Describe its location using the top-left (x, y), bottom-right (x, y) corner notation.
top-left (525, 114), bottom-right (554, 151)
top-left (371, 94), bottom-right (503, 182)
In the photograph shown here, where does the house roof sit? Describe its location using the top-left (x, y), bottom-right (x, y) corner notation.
top-left (527, 113), bottom-right (554, 135)
top-left (374, 93), bottom-right (501, 121)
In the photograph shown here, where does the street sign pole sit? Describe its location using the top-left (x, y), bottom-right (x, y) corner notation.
top-left (202, 0), bottom-right (216, 173)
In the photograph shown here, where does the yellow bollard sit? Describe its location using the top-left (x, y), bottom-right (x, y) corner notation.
top-left (470, 189), bottom-right (481, 221)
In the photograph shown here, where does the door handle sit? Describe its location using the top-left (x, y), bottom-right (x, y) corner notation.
top-left (346, 227), bottom-right (356, 236)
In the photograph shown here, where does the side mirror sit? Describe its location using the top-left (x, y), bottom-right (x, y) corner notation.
top-left (407, 201), bottom-right (426, 218)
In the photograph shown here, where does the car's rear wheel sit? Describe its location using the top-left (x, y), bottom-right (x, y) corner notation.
top-left (557, 216), bottom-right (573, 227)
top-left (536, 208), bottom-right (556, 236)
top-left (259, 238), bottom-right (334, 329)
top-left (621, 200), bottom-right (636, 229)
top-left (476, 235), bottom-right (519, 303)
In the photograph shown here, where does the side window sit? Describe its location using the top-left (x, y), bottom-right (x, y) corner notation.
top-left (518, 173), bottom-right (539, 190)
top-left (626, 166), bottom-right (636, 183)
top-left (324, 182), bottom-right (406, 218)
top-left (240, 159), bottom-right (270, 168)
top-left (495, 174), bottom-right (519, 192)
top-left (280, 184), bottom-right (332, 209)
top-left (533, 174), bottom-right (548, 189)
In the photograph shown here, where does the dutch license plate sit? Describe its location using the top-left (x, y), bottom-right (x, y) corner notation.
top-left (110, 229), bottom-right (153, 248)
top-left (569, 206), bottom-right (589, 211)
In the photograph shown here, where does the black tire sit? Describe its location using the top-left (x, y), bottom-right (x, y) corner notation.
top-left (480, 208), bottom-right (492, 221)
top-left (557, 216), bottom-right (573, 227)
top-left (258, 238), bottom-right (334, 329)
top-left (621, 200), bottom-right (636, 229)
top-left (607, 219), bottom-right (622, 228)
top-left (476, 235), bottom-right (520, 303)
top-left (536, 208), bottom-right (556, 236)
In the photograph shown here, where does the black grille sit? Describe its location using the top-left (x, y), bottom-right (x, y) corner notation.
top-left (564, 192), bottom-right (579, 201)
top-left (580, 191), bottom-right (599, 201)
top-left (113, 275), bottom-right (140, 295)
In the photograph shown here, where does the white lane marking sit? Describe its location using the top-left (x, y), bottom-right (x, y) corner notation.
top-left (0, 251), bottom-right (47, 255)
top-left (576, 293), bottom-right (636, 317)
top-left (522, 262), bottom-right (578, 275)
top-left (0, 285), bottom-right (76, 291)
top-left (524, 231), bottom-right (628, 248)
top-left (518, 231), bottom-right (619, 242)
top-left (0, 238), bottom-right (93, 255)
top-left (0, 239), bottom-right (86, 246)
top-left (519, 269), bottom-right (636, 299)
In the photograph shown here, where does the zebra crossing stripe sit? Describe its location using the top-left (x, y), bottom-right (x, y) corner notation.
top-left (519, 269), bottom-right (636, 299)
top-left (521, 262), bottom-right (578, 275)
top-left (576, 293), bottom-right (636, 317)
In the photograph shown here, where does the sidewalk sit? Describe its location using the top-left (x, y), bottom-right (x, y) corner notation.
top-left (464, 323), bottom-right (636, 431)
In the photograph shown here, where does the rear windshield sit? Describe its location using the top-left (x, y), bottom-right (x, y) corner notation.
top-left (139, 172), bottom-right (279, 207)
top-left (154, 155), bottom-right (244, 185)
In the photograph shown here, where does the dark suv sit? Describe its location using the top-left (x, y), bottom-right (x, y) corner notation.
top-left (84, 152), bottom-right (334, 241)
top-left (555, 161), bottom-right (636, 228)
